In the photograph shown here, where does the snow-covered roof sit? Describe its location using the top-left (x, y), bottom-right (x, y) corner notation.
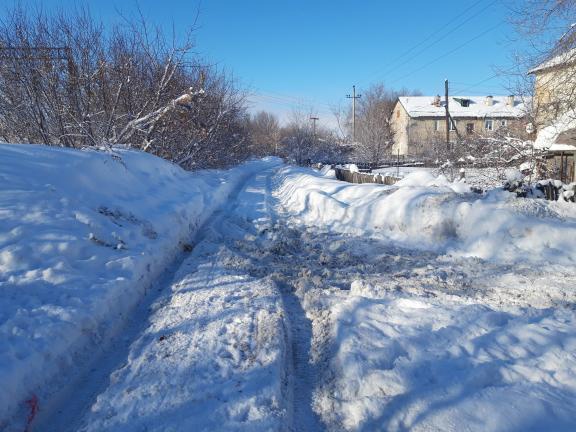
top-left (534, 110), bottom-right (576, 150)
top-left (543, 142), bottom-right (576, 152)
top-left (528, 48), bottom-right (576, 74)
top-left (397, 96), bottom-right (526, 119)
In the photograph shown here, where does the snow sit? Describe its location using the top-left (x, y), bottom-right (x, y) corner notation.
top-left (276, 166), bottom-right (576, 264)
top-left (319, 164), bottom-right (336, 178)
top-left (528, 47), bottom-right (576, 74)
top-left (0, 143), bottom-right (278, 429)
top-left (375, 166), bottom-right (509, 190)
top-left (76, 171), bottom-right (288, 432)
top-left (322, 294), bottom-right (576, 431)
top-left (546, 143), bottom-right (576, 151)
top-left (534, 109), bottom-right (576, 150)
top-left (2, 144), bottom-right (576, 432)
top-left (398, 95), bottom-right (526, 119)
top-left (275, 166), bottom-right (576, 431)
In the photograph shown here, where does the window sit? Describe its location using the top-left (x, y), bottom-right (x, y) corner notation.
top-left (466, 123), bottom-right (474, 134)
top-left (454, 97), bottom-right (471, 107)
top-left (434, 120), bottom-right (441, 131)
top-left (449, 119), bottom-right (456, 131)
top-left (485, 119), bottom-right (493, 131)
top-left (396, 110), bottom-right (400, 118)
top-left (500, 119), bottom-right (508, 127)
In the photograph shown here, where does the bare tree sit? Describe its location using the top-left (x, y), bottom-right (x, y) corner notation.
top-left (280, 110), bottom-right (316, 165)
top-left (0, 5), bottom-right (252, 169)
top-left (354, 85), bottom-right (395, 165)
top-left (344, 84), bottom-right (420, 166)
top-left (509, 1), bottom-right (576, 130)
top-left (248, 111), bottom-right (281, 156)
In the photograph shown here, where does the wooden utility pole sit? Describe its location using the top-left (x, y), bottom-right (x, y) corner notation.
top-left (346, 85), bottom-right (362, 143)
top-left (310, 116), bottom-right (319, 140)
top-left (445, 79), bottom-right (450, 153)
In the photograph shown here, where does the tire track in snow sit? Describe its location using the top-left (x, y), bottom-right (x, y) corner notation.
top-left (34, 168), bottom-right (279, 432)
top-left (279, 281), bottom-right (326, 432)
top-left (33, 247), bottom-right (195, 432)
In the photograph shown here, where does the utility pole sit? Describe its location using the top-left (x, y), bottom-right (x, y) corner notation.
top-left (445, 79), bottom-right (450, 153)
top-left (444, 79), bottom-right (455, 181)
top-left (346, 85), bottom-right (361, 143)
top-left (310, 116), bottom-right (319, 140)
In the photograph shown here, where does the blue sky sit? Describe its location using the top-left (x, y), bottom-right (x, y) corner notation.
top-left (2, 0), bottom-right (528, 127)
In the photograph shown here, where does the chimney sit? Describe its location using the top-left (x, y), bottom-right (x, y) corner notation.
top-left (506, 95), bottom-right (515, 107)
top-left (485, 95), bottom-right (494, 106)
top-left (432, 95), bottom-right (441, 107)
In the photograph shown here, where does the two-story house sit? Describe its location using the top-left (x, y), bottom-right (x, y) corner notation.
top-left (391, 95), bottom-right (526, 158)
top-left (529, 49), bottom-right (576, 183)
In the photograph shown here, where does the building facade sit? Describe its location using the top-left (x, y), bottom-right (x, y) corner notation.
top-left (391, 95), bottom-right (526, 158)
top-left (529, 50), bottom-right (576, 183)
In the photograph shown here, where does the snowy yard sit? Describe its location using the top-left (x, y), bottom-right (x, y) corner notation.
top-left (375, 166), bottom-right (514, 190)
top-left (1, 144), bottom-right (576, 431)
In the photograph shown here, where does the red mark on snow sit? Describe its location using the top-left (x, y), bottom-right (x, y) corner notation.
top-left (24, 394), bottom-right (39, 432)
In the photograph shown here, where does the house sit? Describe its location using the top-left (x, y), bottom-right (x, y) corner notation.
top-left (529, 49), bottom-right (576, 183)
top-left (390, 95), bottom-right (526, 158)
top-left (529, 48), bottom-right (576, 127)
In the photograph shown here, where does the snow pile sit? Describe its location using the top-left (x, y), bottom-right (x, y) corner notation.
top-left (345, 164), bottom-right (359, 173)
top-left (319, 164), bottom-right (335, 178)
top-left (276, 167), bottom-right (576, 264)
top-left (394, 170), bottom-right (470, 192)
top-left (319, 293), bottom-right (576, 431)
top-left (375, 166), bottom-right (512, 190)
top-left (0, 143), bottom-right (278, 427)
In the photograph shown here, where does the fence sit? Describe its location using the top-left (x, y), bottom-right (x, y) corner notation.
top-left (536, 180), bottom-right (576, 202)
top-left (334, 167), bottom-right (401, 185)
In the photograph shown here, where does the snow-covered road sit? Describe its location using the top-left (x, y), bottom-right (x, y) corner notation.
top-left (3, 146), bottom-right (576, 431)
top-left (37, 168), bottom-right (291, 431)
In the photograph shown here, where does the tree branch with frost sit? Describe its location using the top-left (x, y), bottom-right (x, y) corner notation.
top-left (114, 83), bottom-right (205, 150)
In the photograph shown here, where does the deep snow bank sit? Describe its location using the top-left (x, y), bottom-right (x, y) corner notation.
top-left (276, 167), bottom-right (576, 264)
top-left (0, 143), bottom-right (278, 427)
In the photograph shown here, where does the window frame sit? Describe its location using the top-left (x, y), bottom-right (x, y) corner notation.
top-left (484, 119), bottom-right (493, 131)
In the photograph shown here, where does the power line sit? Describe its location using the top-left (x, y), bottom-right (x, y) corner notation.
top-left (0, 46), bottom-right (69, 61)
top-left (451, 74), bottom-right (501, 94)
top-left (388, 21), bottom-right (504, 86)
top-left (359, 0), bottom-right (485, 85)
top-left (451, 64), bottom-right (520, 94)
top-left (255, 89), bottom-right (335, 110)
top-left (249, 94), bottom-right (334, 121)
top-left (251, 94), bottom-right (327, 112)
top-left (358, 0), bottom-right (497, 87)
